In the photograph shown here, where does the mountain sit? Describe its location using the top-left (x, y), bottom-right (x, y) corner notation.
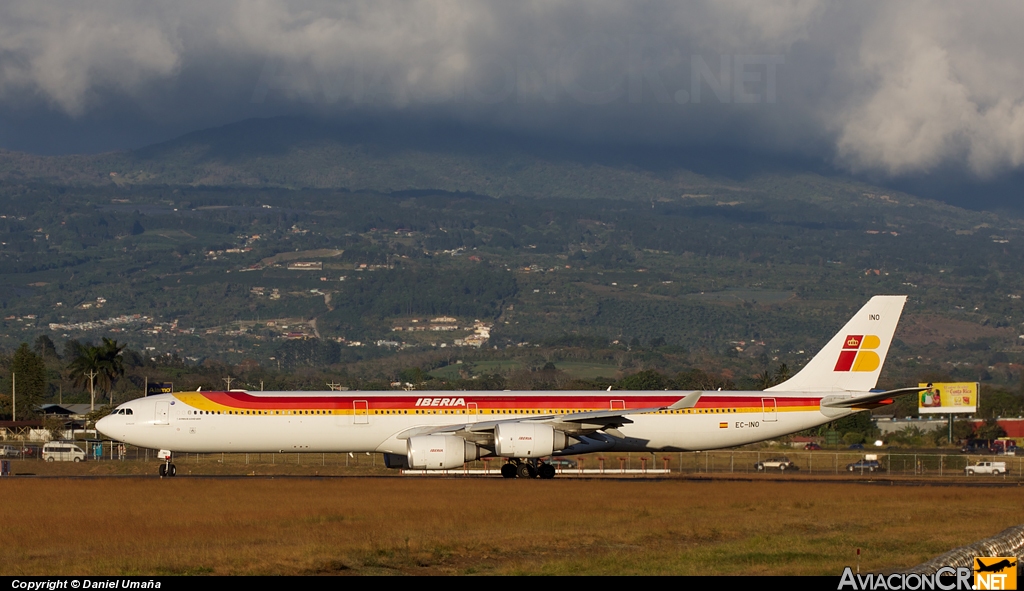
top-left (2, 117), bottom-right (1024, 392)
top-left (0, 117), bottom-right (992, 224)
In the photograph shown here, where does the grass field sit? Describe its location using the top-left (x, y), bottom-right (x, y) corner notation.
top-left (1, 478), bottom-right (1020, 576)
top-left (551, 361), bottom-right (620, 379)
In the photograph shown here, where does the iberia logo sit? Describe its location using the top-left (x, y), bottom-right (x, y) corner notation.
top-left (834, 334), bottom-right (881, 372)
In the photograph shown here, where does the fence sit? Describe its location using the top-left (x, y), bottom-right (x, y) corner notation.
top-left (906, 524), bottom-right (1024, 575)
top-left (8, 445), bottom-right (1024, 478)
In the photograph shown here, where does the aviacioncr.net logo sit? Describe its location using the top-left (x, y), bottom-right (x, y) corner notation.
top-left (838, 567), bottom-right (972, 590)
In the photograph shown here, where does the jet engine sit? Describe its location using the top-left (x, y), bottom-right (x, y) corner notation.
top-left (406, 435), bottom-right (482, 470)
top-left (494, 422), bottom-right (570, 457)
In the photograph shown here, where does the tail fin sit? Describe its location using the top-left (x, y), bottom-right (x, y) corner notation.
top-left (766, 295), bottom-right (907, 393)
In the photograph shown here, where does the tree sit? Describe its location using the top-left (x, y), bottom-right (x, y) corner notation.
top-left (976, 418), bottom-right (1007, 441)
top-left (953, 419), bottom-right (976, 443)
top-left (618, 369), bottom-right (667, 390)
top-left (69, 345), bottom-right (101, 410)
top-left (69, 338), bottom-right (126, 410)
top-left (11, 343), bottom-right (46, 420)
top-left (774, 363), bottom-right (791, 384)
top-left (33, 335), bottom-right (59, 361)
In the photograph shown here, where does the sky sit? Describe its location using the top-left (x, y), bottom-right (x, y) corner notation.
top-left (2, 1), bottom-right (1024, 198)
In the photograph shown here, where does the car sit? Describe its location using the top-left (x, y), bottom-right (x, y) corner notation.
top-left (848, 443), bottom-right (865, 450)
top-left (846, 460), bottom-right (884, 472)
top-left (41, 442), bottom-right (86, 462)
top-left (0, 445), bottom-right (22, 458)
top-left (803, 442), bottom-right (822, 450)
top-left (544, 458), bottom-right (578, 469)
top-left (754, 457), bottom-right (799, 471)
top-left (965, 461), bottom-right (1006, 476)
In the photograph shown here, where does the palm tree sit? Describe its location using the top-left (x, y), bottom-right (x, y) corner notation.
top-left (69, 345), bottom-right (101, 411)
top-left (96, 338), bottom-right (126, 406)
top-left (69, 338), bottom-right (126, 410)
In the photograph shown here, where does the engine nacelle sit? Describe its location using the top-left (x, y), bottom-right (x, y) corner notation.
top-left (406, 435), bottom-right (482, 470)
top-left (494, 423), bottom-right (569, 458)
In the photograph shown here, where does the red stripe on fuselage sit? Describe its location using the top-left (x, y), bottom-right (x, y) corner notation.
top-left (190, 392), bottom-right (821, 411)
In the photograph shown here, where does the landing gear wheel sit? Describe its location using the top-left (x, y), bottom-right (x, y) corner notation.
top-left (538, 464), bottom-right (556, 479)
top-left (501, 463), bottom-right (517, 479)
top-left (516, 462), bottom-right (536, 479)
top-left (168, 464), bottom-right (176, 477)
top-left (159, 464), bottom-right (167, 477)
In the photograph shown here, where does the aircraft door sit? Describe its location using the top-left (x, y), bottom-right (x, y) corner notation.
top-left (155, 401), bottom-right (169, 425)
top-left (761, 398), bottom-right (778, 422)
top-left (467, 402), bottom-right (478, 423)
top-left (610, 399), bottom-right (625, 411)
top-left (353, 400), bottom-right (369, 424)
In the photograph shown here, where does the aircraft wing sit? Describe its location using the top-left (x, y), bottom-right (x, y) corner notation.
top-left (394, 391), bottom-right (703, 443)
top-left (820, 386), bottom-right (927, 409)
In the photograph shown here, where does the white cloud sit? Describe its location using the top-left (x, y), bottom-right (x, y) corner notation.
top-left (0, 3), bottom-right (182, 115)
top-left (0, 1), bottom-right (1023, 179)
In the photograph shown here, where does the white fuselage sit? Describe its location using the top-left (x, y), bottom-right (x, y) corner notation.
top-left (96, 389), bottom-right (857, 457)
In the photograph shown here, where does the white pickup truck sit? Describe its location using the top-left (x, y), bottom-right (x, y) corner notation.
top-left (965, 461), bottom-right (1007, 476)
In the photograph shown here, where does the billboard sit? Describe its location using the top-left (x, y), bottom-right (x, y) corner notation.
top-left (917, 382), bottom-right (978, 414)
top-left (146, 382), bottom-right (173, 396)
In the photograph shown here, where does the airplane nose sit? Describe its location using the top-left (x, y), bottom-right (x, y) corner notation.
top-left (96, 415), bottom-right (113, 438)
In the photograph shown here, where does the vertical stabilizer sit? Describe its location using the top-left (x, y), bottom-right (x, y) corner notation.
top-left (766, 295), bottom-right (907, 393)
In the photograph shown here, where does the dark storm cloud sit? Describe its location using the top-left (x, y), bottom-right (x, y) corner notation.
top-left (1, 1), bottom-right (1023, 180)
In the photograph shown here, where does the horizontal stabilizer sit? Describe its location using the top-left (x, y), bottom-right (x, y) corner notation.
top-left (820, 386), bottom-right (927, 409)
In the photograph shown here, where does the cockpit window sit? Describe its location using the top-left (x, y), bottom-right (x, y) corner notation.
top-left (115, 408), bottom-right (134, 415)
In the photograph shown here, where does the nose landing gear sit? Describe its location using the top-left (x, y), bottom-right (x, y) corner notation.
top-left (157, 450), bottom-right (176, 477)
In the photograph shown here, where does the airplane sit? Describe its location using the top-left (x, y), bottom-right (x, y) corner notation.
top-left (97, 295), bottom-right (920, 479)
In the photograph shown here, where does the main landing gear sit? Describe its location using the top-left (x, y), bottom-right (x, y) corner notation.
top-left (501, 459), bottom-right (556, 479)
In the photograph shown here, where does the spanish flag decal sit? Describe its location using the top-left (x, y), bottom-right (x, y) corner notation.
top-left (719, 422), bottom-right (728, 428)
top-left (834, 334), bottom-right (881, 372)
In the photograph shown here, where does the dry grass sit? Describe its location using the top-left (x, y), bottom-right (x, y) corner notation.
top-left (1, 478), bottom-right (1020, 576)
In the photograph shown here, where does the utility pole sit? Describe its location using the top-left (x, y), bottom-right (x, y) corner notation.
top-left (223, 376), bottom-right (234, 391)
top-left (11, 372), bottom-right (14, 422)
top-left (87, 370), bottom-right (98, 412)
